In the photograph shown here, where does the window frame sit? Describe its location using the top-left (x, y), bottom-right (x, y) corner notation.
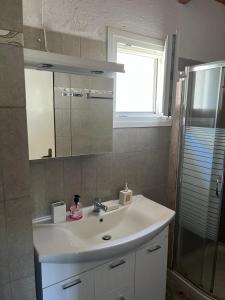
top-left (107, 27), bottom-right (172, 128)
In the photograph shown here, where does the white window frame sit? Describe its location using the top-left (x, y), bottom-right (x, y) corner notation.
top-left (107, 27), bottom-right (172, 128)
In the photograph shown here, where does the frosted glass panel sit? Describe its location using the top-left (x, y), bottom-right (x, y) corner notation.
top-left (192, 69), bottom-right (220, 110)
top-left (175, 66), bottom-right (224, 294)
top-left (186, 68), bottom-right (221, 128)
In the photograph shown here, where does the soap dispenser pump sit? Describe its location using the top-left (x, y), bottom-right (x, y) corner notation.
top-left (119, 183), bottom-right (133, 205)
top-left (70, 194), bottom-right (83, 220)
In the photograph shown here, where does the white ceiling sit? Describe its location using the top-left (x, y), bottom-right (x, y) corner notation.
top-left (23, 0), bottom-right (225, 62)
top-left (22, 0), bottom-right (178, 41)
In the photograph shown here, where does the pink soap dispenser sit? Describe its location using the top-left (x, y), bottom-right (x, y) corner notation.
top-left (70, 194), bottom-right (83, 221)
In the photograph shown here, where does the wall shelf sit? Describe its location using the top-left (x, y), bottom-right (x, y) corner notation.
top-left (24, 48), bottom-right (125, 77)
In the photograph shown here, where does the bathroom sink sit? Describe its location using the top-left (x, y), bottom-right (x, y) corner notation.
top-left (33, 195), bottom-right (175, 263)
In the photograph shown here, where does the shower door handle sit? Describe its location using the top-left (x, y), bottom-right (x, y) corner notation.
top-left (216, 179), bottom-right (219, 196)
top-left (216, 175), bottom-right (223, 197)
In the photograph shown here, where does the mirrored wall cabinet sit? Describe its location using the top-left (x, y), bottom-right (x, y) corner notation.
top-left (24, 49), bottom-right (124, 160)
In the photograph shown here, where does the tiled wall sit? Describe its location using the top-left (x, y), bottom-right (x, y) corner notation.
top-left (0, 9), bottom-right (36, 300)
top-left (23, 26), bottom-right (171, 218)
top-left (31, 127), bottom-right (171, 218)
top-left (23, 26), bottom-right (107, 61)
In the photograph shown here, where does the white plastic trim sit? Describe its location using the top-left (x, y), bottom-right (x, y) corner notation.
top-left (113, 118), bottom-right (172, 128)
top-left (107, 27), bottom-right (167, 128)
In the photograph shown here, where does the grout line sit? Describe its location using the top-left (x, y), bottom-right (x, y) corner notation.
top-left (0, 106), bottom-right (26, 109)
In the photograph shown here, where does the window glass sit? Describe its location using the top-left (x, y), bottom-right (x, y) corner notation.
top-left (116, 47), bottom-right (157, 113)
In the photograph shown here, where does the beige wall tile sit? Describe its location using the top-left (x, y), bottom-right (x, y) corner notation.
top-left (81, 37), bottom-right (106, 61)
top-left (55, 137), bottom-right (71, 158)
top-left (55, 109), bottom-right (71, 137)
top-left (0, 109), bottom-right (30, 200)
top-left (81, 156), bottom-right (97, 206)
top-left (0, 45), bottom-right (25, 107)
top-left (0, 185), bottom-right (3, 202)
top-left (96, 154), bottom-right (112, 200)
top-left (111, 153), bottom-right (126, 198)
top-left (9, 253), bottom-right (34, 282)
top-left (45, 159), bottom-right (64, 211)
top-left (6, 200), bottom-right (34, 282)
top-left (113, 128), bottom-right (140, 153)
top-left (113, 127), bottom-right (171, 154)
top-left (23, 26), bottom-right (45, 51)
top-left (0, 203), bottom-right (9, 286)
top-left (123, 152), bottom-right (140, 193)
top-left (111, 152), bottom-right (139, 198)
top-left (62, 34), bottom-right (81, 56)
top-left (4, 197), bottom-right (34, 283)
top-left (142, 184), bottom-right (167, 206)
top-left (0, 1), bottom-right (36, 298)
top-left (0, 167), bottom-right (3, 202)
top-left (156, 126), bottom-right (171, 150)
top-left (5, 198), bottom-right (33, 262)
top-left (54, 72), bottom-right (70, 91)
top-left (137, 149), bottom-right (169, 191)
top-left (31, 127), bottom-right (171, 216)
top-left (63, 157), bottom-right (82, 207)
top-left (11, 275), bottom-right (36, 300)
top-left (0, 283), bottom-right (12, 300)
top-left (46, 31), bottom-right (62, 53)
top-left (0, 0), bottom-right (22, 32)
top-left (30, 161), bottom-right (46, 219)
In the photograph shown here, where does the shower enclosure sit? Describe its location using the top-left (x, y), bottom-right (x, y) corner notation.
top-left (174, 62), bottom-right (225, 299)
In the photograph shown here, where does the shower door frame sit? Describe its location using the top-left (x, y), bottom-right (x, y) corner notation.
top-left (172, 61), bottom-right (225, 299)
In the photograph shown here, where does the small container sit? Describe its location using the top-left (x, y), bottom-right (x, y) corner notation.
top-left (119, 183), bottom-right (133, 205)
top-left (51, 201), bottom-right (66, 224)
top-left (70, 195), bottom-right (83, 221)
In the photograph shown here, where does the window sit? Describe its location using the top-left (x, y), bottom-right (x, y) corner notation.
top-left (108, 28), bottom-right (173, 128)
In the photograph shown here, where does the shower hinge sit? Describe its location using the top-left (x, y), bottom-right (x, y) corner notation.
top-left (0, 29), bottom-right (24, 47)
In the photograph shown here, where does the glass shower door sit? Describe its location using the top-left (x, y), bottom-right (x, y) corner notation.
top-left (174, 65), bottom-right (225, 294)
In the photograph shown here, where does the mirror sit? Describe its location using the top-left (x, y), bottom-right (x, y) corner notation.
top-left (25, 69), bottom-right (113, 160)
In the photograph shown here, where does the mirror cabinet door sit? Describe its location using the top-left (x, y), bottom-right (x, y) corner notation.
top-left (54, 72), bottom-right (72, 157)
top-left (25, 69), bottom-right (55, 160)
top-left (70, 75), bottom-right (113, 156)
top-left (25, 69), bottom-right (113, 160)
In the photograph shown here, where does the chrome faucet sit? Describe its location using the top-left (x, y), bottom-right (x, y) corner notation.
top-left (93, 198), bottom-right (108, 213)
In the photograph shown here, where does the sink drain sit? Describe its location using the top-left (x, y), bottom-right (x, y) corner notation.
top-left (102, 235), bottom-right (111, 241)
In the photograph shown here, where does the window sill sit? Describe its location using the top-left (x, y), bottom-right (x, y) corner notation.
top-left (113, 117), bottom-right (172, 128)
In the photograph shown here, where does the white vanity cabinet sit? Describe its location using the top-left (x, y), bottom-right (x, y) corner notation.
top-left (94, 253), bottom-right (135, 300)
top-left (42, 272), bottom-right (94, 300)
top-left (38, 228), bottom-right (168, 300)
top-left (134, 229), bottom-right (168, 300)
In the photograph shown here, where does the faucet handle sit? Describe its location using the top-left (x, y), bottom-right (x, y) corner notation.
top-left (93, 198), bottom-right (108, 213)
top-left (94, 197), bottom-right (102, 203)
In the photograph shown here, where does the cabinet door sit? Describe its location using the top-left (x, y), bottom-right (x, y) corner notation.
top-left (135, 230), bottom-right (168, 300)
top-left (70, 74), bottom-right (113, 156)
top-left (102, 286), bottom-right (133, 300)
top-left (95, 253), bottom-right (135, 300)
top-left (43, 271), bottom-right (94, 300)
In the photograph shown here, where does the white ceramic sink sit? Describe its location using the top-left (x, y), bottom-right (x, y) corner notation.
top-left (33, 195), bottom-right (175, 263)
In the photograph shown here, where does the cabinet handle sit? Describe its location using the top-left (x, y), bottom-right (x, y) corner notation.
top-left (72, 93), bottom-right (83, 97)
top-left (118, 297), bottom-right (125, 300)
top-left (62, 278), bottom-right (81, 290)
top-left (42, 148), bottom-right (52, 158)
top-left (109, 259), bottom-right (126, 269)
top-left (147, 245), bottom-right (161, 253)
top-left (87, 95), bottom-right (113, 100)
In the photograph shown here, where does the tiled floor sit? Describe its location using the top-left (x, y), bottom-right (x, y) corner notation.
top-left (214, 243), bottom-right (225, 300)
top-left (167, 286), bottom-right (191, 300)
top-left (173, 242), bottom-right (225, 300)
